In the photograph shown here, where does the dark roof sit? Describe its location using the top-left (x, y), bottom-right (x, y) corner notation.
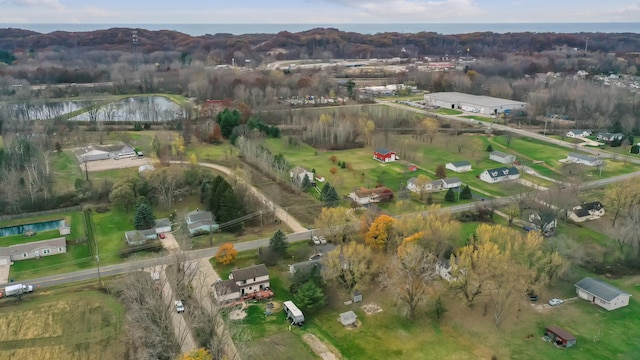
top-left (374, 148), bottom-right (393, 155)
top-left (568, 152), bottom-right (599, 162)
top-left (573, 208), bottom-right (591, 218)
top-left (575, 277), bottom-right (630, 301)
top-left (230, 264), bottom-right (269, 281)
top-left (583, 201), bottom-right (604, 211)
top-left (546, 325), bottom-right (576, 341)
top-left (485, 167), bottom-right (519, 178)
top-left (187, 220), bottom-right (215, 231)
top-left (186, 210), bottom-right (213, 223)
top-left (214, 279), bottom-right (240, 295)
top-left (155, 218), bottom-right (171, 228)
top-left (449, 160), bottom-right (471, 167)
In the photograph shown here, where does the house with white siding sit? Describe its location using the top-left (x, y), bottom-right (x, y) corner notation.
top-left (489, 151), bottom-right (516, 164)
top-left (575, 277), bottom-right (631, 311)
top-left (0, 237), bottom-right (67, 264)
top-left (480, 167), bottom-right (520, 183)
top-left (445, 161), bottom-right (472, 173)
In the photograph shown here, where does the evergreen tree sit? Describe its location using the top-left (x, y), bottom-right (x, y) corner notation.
top-left (269, 229), bottom-right (289, 257)
top-left (324, 184), bottom-right (340, 207)
top-left (215, 108), bottom-right (241, 139)
top-left (134, 203), bottom-right (156, 230)
top-left (628, 134), bottom-right (635, 146)
top-left (460, 185), bottom-right (473, 200)
top-left (486, 144), bottom-right (494, 152)
top-left (301, 174), bottom-right (311, 191)
top-left (631, 145), bottom-right (640, 154)
top-left (210, 178), bottom-right (231, 217)
top-left (444, 188), bottom-right (456, 202)
top-left (217, 188), bottom-right (243, 232)
top-left (293, 281), bottom-right (326, 312)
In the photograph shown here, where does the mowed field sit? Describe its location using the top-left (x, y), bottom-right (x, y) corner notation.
top-left (0, 285), bottom-right (125, 360)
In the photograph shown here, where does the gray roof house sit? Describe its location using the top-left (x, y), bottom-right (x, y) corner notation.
top-left (185, 210), bottom-right (218, 236)
top-left (154, 218), bottom-right (172, 234)
top-left (445, 160), bottom-right (472, 173)
top-left (567, 152), bottom-right (602, 167)
top-left (575, 277), bottom-right (631, 311)
top-left (489, 151), bottom-right (516, 164)
top-left (289, 244), bottom-right (336, 274)
top-left (0, 237), bottom-right (67, 263)
top-left (125, 229), bottom-right (158, 246)
top-left (229, 264), bottom-right (270, 296)
top-left (480, 167), bottom-right (520, 183)
top-left (441, 177), bottom-right (462, 189)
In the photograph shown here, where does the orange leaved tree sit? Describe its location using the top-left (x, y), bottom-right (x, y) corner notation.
top-left (216, 242), bottom-right (238, 265)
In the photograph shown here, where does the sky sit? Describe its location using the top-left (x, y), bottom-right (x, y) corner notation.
top-left (1, 0), bottom-right (640, 24)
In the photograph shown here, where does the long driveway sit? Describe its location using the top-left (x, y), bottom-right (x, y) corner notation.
top-left (170, 161), bottom-right (307, 233)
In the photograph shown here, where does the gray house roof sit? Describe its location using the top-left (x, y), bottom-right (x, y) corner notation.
top-left (0, 237), bottom-right (66, 257)
top-left (442, 177), bottom-right (461, 186)
top-left (185, 210), bottom-right (213, 224)
top-left (449, 160), bottom-right (471, 167)
top-left (230, 264), bottom-right (269, 282)
top-left (568, 152), bottom-right (600, 163)
top-left (485, 167), bottom-right (519, 178)
top-left (214, 279), bottom-right (240, 295)
top-left (490, 150), bottom-right (514, 159)
top-left (575, 277), bottom-right (630, 301)
top-left (155, 218), bottom-right (171, 228)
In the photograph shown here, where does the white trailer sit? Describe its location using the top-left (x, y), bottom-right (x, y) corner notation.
top-left (2, 284), bottom-right (34, 297)
top-left (283, 300), bottom-right (305, 325)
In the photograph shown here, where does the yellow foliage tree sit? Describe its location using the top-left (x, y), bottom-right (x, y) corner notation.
top-left (397, 231), bottom-right (425, 258)
top-left (365, 215), bottom-right (397, 251)
top-left (216, 242), bottom-right (238, 265)
top-left (181, 348), bottom-right (213, 360)
top-left (172, 134), bottom-right (186, 159)
top-left (189, 153), bottom-right (199, 166)
top-left (314, 207), bottom-right (351, 242)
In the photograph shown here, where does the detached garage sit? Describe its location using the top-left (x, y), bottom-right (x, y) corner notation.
top-left (575, 277), bottom-right (631, 311)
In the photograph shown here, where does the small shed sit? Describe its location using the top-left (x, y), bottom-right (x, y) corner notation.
top-left (339, 310), bottom-right (357, 326)
top-left (353, 290), bottom-right (362, 303)
top-left (545, 325), bottom-right (576, 348)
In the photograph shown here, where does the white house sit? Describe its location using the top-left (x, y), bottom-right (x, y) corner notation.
top-left (575, 277), bottom-right (631, 311)
top-left (154, 218), bottom-right (172, 234)
top-left (125, 229), bottom-right (157, 246)
top-left (185, 209), bottom-right (218, 236)
top-left (229, 264), bottom-right (270, 296)
top-left (406, 178), bottom-right (443, 193)
top-left (568, 202), bottom-right (605, 222)
top-left (289, 166), bottom-right (314, 184)
top-left (489, 151), bottom-right (516, 164)
top-left (441, 177), bottom-right (462, 189)
top-left (445, 161), bottom-right (472, 173)
top-left (0, 237), bottom-right (67, 263)
top-left (436, 259), bottom-right (454, 282)
top-left (596, 132), bottom-right (624, 142)
top-left (213, 280), bottom-right (241, 304)
top-left (566, 130), bottom-right (590, 138)
top-left (480, 167), bottom-right (520, 183)
top-left (566, 152), bottom-right (602, 167)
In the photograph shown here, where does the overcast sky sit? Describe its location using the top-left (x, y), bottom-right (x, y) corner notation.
top-left (1, 0), bottom-right (640, 24)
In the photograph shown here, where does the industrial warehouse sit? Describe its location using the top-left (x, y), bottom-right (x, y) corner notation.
top-left (424, 92), bottom-right (527, 115)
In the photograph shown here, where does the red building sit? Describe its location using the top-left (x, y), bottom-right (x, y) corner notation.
top-left (373, 148), bottom-right (398, 162)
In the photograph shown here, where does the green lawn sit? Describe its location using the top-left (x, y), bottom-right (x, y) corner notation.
top-left (462, 115), bottom-right (495, 122)
top-left (52, 151), bottom-right (82, 193)
top-left (436, 108), bottom-right (463, 115)
top-left (0, 283), bottom-right (125, 360)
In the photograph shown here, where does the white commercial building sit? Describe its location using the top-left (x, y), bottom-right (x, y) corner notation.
top-left (424, 92), bottom-right (526, 115)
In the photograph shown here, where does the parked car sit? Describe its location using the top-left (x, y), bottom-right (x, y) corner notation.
top-left (159, 233), bottom-right (166, 239)
top-left (175, 300), bottom-right (185, 313)
top-left (312, 236), bottom-right (321, 245)
top-left (319, 236), bottom-right (327, 244)
top-left (548, 298), bottom-right (564, 306)
top-left (526, 290), bottom-right (539, 302)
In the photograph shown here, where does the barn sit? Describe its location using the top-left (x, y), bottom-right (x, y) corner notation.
top-left (424, 92), bottom-right (526, 115)
top-left (545, 326), bottom-right (576, 348)
top-left (373, 148), bottom-right (398, 162)
top-left (575, 277), bottom-right (631, 311)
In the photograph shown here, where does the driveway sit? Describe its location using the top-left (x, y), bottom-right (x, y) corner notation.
top-left (83, 157), bottom-right (151, 172)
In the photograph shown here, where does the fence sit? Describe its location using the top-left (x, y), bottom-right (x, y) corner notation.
top-left (0, 205), bottom-right (83, 222)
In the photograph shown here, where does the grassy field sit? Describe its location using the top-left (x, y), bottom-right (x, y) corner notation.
top-left (52, 151), bottom-right (82, 193)
top-left (463, 115), bottom-right (495, 122)
top-left (0, 283), bottom-right (125, 360)
top-left (436, 108), bottom-right (463, 115)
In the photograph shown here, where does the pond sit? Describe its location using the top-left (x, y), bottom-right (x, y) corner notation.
top-left (0, 219), bottom-right (65, 237)
top-left (0, 96), bottom-right (184, 122)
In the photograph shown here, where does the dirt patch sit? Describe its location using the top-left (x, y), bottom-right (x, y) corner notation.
top-left (229, 309), bottom-right (247, 320)
top-left (361, 303), bottom-right (383, 315)
top-left (84, 157), bottom-right (151, 172)
top-left (301, 333), bottom-right (342, 360)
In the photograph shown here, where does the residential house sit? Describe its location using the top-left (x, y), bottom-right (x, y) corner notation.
top-left (348, 187), bottom-right (394, 205)
top-left (289, 244), bottom-right (336, 275)
top-left (441, 177), bottom-right (462, 189)
top-left (0, 237), bottom-right (67, 264)
top-left (479, 167), bottom-right (520, 183)
top-left (185, 209), bottom-right (218, 236)
top-left (406, 177), bottom-right (443, 193)
top-left (596, 132), bottom-right (625, 142)
top-left (568, 201), bottom-right (605, 222)
top-left (445, 161), bottom-right (472, 173)
top-left (528, 213), bottom-right (557, 236)
top-left (125, 229), bottom-right (157, 246)
top-left (289, 166), bottom-right (314, 184)
top-left (566, 153), bottom-right (602, 167)
top-left (213, 280), bottom-right (241, 304)
top-left (229, 264), bottom-right (270, 296)
top-left (566, 130), bottom-right (591, 138)
top-left (373, 148), bottom-right (398, 162)
top-left (436, 258), bottom-right (455, 282)
top-left (489, 151), bottom-right (516, 164)
top-left (575, 277), bottom-right (631, 311)
top-left (154, 218), bottom-right (172, 234)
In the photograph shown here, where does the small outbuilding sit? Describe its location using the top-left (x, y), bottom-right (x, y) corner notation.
top-left (373, 148), bottom-right (398, 163)
top-left (445, 161), bottom-right (472, 173)
top-left (489, 150), bottom-right (516, 164)
top-left (339, 310), bottom-right (358, 326)
top-left (575, 277), bottom-right (631, 311)
top-left (566, 153), bottom-right (602, 167)
top-left (545, 325), bottom-right (576, 348)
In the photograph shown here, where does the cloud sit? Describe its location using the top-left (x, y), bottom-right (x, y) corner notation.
top-left (318, 0), bottom-right (486, 21)
top-left (0, 0), bottom-right (64, 10)
top-left (83, 6), bottom-right (118, 18)
top-left (575, 3), bottom-right (640, 22)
